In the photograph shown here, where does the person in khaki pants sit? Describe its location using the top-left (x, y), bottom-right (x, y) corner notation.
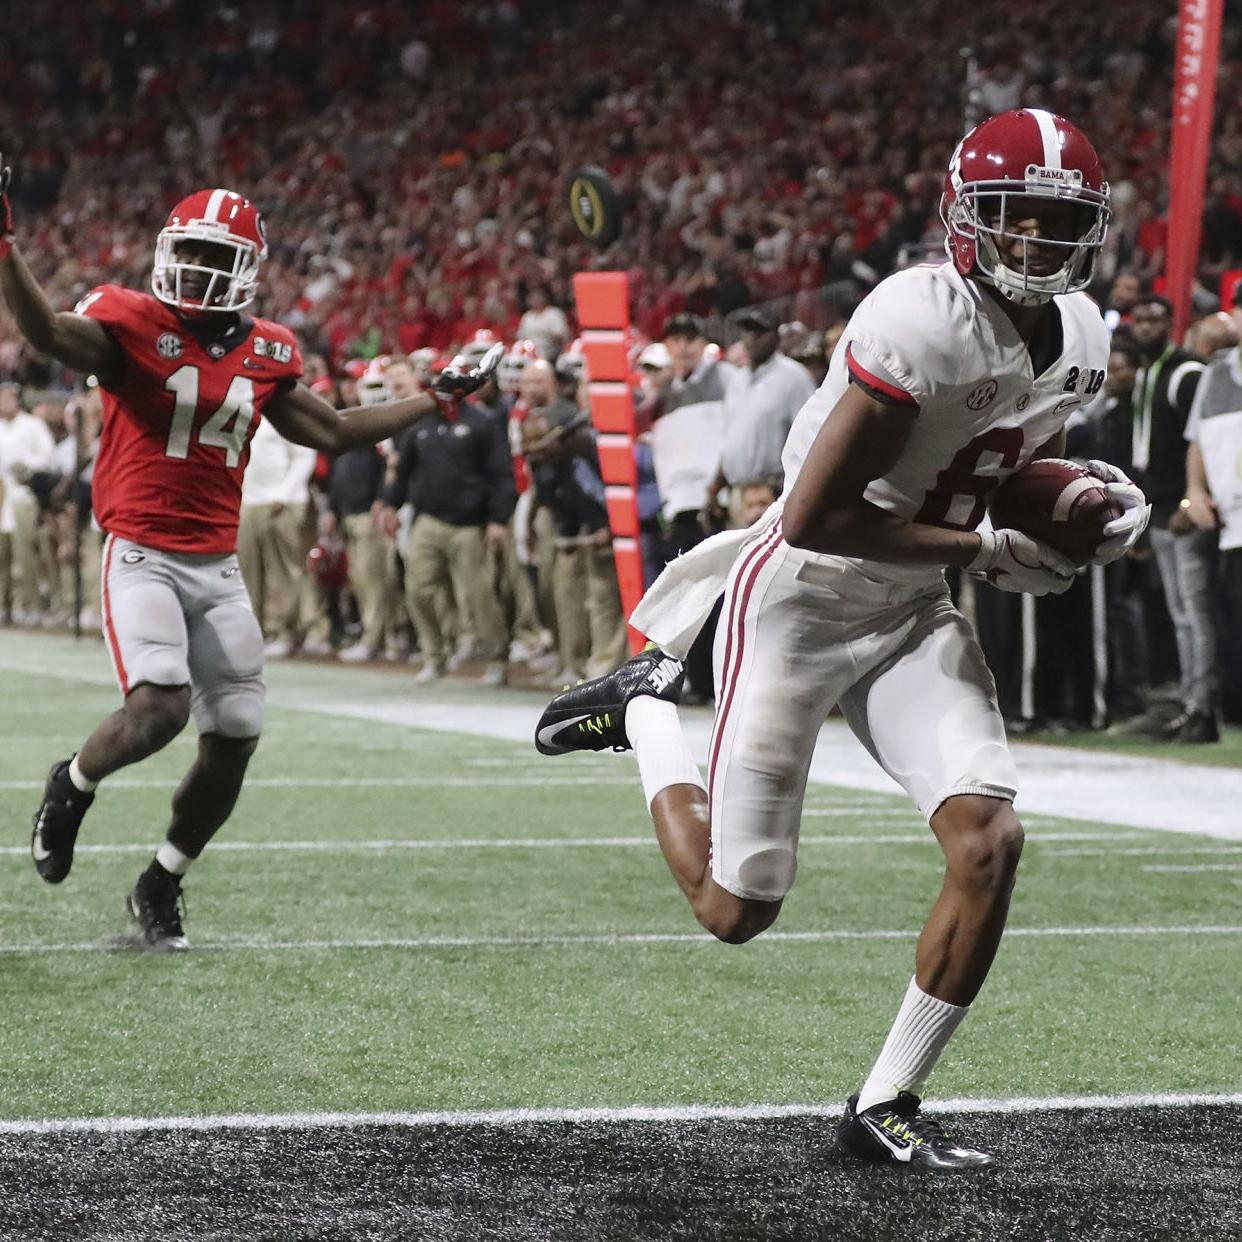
top-left (381, 373), bottom-right (516, 685)
top-left (522, 408), bottom-right (627, 682)
top-left (0, 380), bottom-right (55, 624)
top-left (237, 416), bottom-right (318, 655)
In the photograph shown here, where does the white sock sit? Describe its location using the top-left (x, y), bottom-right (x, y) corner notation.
top-left (856, 976), bottom-right (969, 1111)
top-left (68, 754), bottom-right (98, 793)
top-left (625, 696), bottom-right (706, 809)
top-left (155, 843), bottom-right (194, 877)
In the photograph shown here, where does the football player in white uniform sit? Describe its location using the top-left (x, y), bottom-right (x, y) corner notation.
top-left (536, 109), bottom-right (1149, 1169)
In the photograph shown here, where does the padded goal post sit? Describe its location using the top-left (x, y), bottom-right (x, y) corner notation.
top-left (572, 271), bottom-right (646, 654)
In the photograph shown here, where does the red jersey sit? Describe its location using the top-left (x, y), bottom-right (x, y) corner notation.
top-left (78, 285), bottom-right (303, 554)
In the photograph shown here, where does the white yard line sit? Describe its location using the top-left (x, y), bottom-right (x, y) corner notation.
top-left (1041, 845), bottom-right (1242, 858)
top-left (3, 645), bottom-right (1241, 838)
top-left (1, 1090), bottom-right (1238, 1136)
top-left (274, 695), bottom-right (1242, 841)
top-left (0, 829), bottom-right (1142, 858)
top-left (0, 923), bottom-right (1237, 956)
top-left (0, 776), bottom-right (638, 790)
top-left (1142, 863), bottom-right (1242, 873)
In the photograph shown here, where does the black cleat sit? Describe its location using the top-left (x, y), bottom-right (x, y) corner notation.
top-left (534, 647), bottom-right (685, 756)
top-left (31, 757), bottom-right (95, 884)
top-left (126, 866), bottom-right (189, 952)
top-left (837, 1092), bottom-right (996, 1171)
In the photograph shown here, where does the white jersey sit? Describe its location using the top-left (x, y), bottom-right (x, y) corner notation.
top-left (782, 261), bottom-right (1110, 533)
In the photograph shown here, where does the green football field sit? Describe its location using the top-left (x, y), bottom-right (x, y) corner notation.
top-left (0, 628), bottom-right (1238, 1125)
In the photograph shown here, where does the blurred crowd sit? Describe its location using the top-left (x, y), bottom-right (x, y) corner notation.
top-left (2, 0), bottom-right (1241, 386)
top-left (2, 0), bottom-right (1242, 737)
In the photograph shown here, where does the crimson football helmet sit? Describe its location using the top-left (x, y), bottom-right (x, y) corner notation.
top-left (940, 109), bottom-right (1110, 306)
top-left (152, 189), bottom-right (268, 313)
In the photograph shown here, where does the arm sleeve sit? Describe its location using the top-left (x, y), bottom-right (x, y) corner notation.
top-left (839, 269), bottom-right (967, 409)
top-left (845, 341), bottom-right (920, 407)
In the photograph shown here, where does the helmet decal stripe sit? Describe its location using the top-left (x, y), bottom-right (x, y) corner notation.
top-left (203, 188), bottom-right (229, 223)
top-left (1029, 109), bottom-right (1062, 170)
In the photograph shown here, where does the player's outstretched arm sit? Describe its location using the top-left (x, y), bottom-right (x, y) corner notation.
top-left (0, 159), bottom-right (122, 384)
top-left (265, 381), bottom-right (443, 454)
top-left (265, 343), bottom-right (504, 454)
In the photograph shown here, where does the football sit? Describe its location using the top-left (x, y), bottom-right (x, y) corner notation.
top-left (988, 458), bottom-right (1125, 565)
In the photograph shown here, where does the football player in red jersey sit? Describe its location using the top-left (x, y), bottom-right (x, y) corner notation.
top-left (0, 162), bottom-right (501, 950)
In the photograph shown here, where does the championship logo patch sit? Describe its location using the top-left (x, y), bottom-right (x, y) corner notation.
top-left (156, 333), bottom-right (183, 360)
top-left (966, 379), bottom-right (999, 411)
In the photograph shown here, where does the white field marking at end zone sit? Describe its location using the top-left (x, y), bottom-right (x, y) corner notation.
top-left (2, 1091), bottom-right (1240, 1137)
top-left (1041, 845), bottom-right (1242, 858)
top-left (1, 923), bottom-right (1239, 956)
top-left (1142, 863), bottom-right (1242, 873)
top-left (0, 776), bottom-right (638, 791)
top-left (0, 830), bottom-right (1143, 859)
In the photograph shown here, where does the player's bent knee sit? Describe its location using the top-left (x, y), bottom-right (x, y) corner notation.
top-left (935, 797), bottom-right (1024, 893)
top-left (126, 682), bottom-right (191, 746)
top-left (693, 888), bottom-right (783, 945)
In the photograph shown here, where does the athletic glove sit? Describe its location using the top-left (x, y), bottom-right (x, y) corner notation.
top-left (968, 528), bottom-right (1078, 596)
top-left (0, 156), bottom-right (13, 260)
top-left (1085, 459), bottom-right (1150, 565)
top-left (430, 342), bottom-right (505, 409)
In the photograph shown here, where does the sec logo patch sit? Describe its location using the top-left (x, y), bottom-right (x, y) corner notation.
top-left (156, 333), bottom-right (183, 360)
top-left (966, 379), bottom-right (998, 411)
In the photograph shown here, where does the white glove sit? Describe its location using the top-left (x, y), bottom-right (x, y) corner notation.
top-left (968, 529), bottom-right (1077, 596)
top-left (1085, 459), bottom-right (1150, 565)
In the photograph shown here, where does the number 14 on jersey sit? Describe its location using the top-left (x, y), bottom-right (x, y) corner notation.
top-left (164, 365), bottom-right (256, 467)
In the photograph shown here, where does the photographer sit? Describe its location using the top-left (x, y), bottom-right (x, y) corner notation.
top-left (522, 404), bottom-right (627, 683)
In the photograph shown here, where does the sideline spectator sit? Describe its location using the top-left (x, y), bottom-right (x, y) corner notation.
top-left (0, 381), bottom-right (55, 624)
top-left (711, 306), bottom-right (815, 524)
top-left (384, 364), bottom-right (516, 687)
top-left (523, 405), bottom-right (627, 682)
top-left (1130, 295), bottom-right (1214, 741)
top-left (238, 417), bottom-right (320, 658)
top-left (650, 312), bottom-right (736, 701)
top-left (1182, 285), bottom-right (1242, 731)
top-left (517, 286), bottom-right (570, 363)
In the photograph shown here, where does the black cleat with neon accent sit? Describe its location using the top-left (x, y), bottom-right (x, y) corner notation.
top-left (126, 864), bottom-right (189, 952)
top-left (837, 1092), bottom-right (996, 1170)
top-left (534, 648), bottom-right (685, 756)
top-left (31, 757), bottom-right (95, 884)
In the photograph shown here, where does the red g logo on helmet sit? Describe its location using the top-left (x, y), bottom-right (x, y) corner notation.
top-left (151, 189), bottom-right (268, 314)
top-left (939, 109), bottom-right (1110, 307)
